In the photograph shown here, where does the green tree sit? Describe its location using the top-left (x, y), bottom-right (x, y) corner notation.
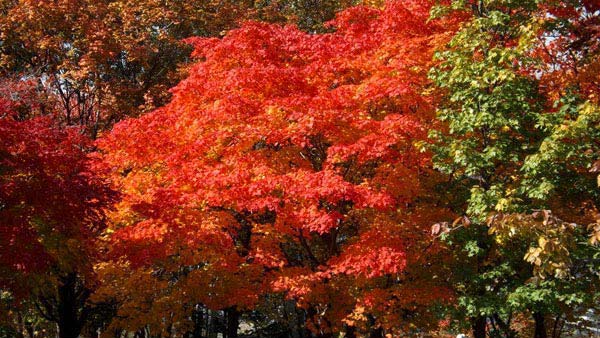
top-left (428, 1), bottom-right (600, 337)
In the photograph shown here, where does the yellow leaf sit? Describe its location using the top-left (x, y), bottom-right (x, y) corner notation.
top-left (538, 237), bottom-right (547, 249)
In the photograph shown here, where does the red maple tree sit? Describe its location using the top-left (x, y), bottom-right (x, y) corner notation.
top-left (0, 94), bottom-right (114, 338)
top-left (98, 1), bottom-right (460, 335)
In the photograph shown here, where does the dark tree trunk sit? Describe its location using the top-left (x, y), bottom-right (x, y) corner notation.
top-left (225, 307), bottom-right (239, 338)
top-left (369, 327), bottom-right (384, 338)
top-left (367, 314), bottom-right (383, 338)
top-left (15, 311), bottom-right (25, 338)
top-left (57, 273), bottom-right (89, 338)
top-left (472, 316), bottom-right (487, 338)
top-left (345, 325), bottom-right (357, 338)
top-left (551, 313), bottom-right (565, 338)
top-left (284, 300), bottom-right (304, 338)
top-left (25, 323), bottom-right (35, 338)
top-left (305, 306), bottom-right (317, 338)
top-left (190, 305), bottom-right (205, 338)
top-left (492, 313), bottom-right (515, 337)
top-left (534, 312), bottom-right (548, 338)
top-left (207, 310), bottom-right (218, 338)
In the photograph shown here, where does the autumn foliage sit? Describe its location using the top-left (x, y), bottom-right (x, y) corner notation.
top-left (0, 101), bottom-right (111, 285)
top-left (1, 0), bottom-right (600, 337)
top-left (98, 1), bottom-right (459, 335)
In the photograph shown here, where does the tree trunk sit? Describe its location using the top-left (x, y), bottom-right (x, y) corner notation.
top-left (367, 314), bottom-right (383, 338)
top-left (345, 325), bottom-right (356, 338)
top-left (207, 310), bottom-right (217, 338)
top-left (283, 300), bottom-right (303, 338)
top-left (57, 273), bottom-right (86, 338)
top-left (368, 327), bottom-right (384, 338)
top-left (472, 316), bottom-right (487, 338)
top-left (534, 312), bottom-right (547, 338)
top-left (190, 305), bottom-right (205, 338)
top-left (551, 314), bottom-right (565, 338)
top-left (305, 306), bottom-right (317, 338)
top-left (225, 307), bottom-right (239, 338)
top-left (25, 323), bottom-right (35, 338)
top-left (16, 311), bottom-right (25, 338)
